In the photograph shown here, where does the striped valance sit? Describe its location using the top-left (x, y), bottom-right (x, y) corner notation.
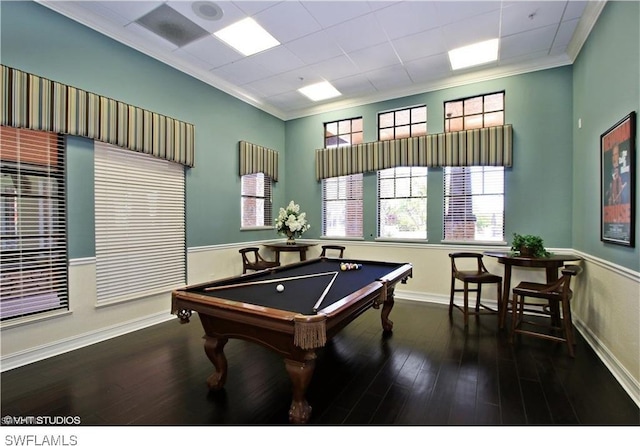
top-left (239, 140), bottom-right (279, 182)
top-left (1, 65), bottom-right (194, 167)
top-left (315, 124), bottom-right (513, 180)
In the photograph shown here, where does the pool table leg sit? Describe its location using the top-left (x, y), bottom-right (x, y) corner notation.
top-left (378, 286), bottom-right (395, 332)
top-left (284, 352), bottom-right (316, 424)
top-left (203, 335), bottom-right (228, 390)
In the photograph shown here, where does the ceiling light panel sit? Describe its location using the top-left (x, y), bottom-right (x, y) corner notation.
top-left (298, 82), bottom-right (342, 101)
top-left (214, 17), bottom-right (279, 56)
top-left (448, 38), bottom-right (499, 70)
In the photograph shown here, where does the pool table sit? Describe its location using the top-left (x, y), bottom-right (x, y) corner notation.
top-left (171, 257), bottom-right (412, 423)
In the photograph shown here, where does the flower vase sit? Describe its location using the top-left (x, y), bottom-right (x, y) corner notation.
top-left (286, 231), bottom-right (296, 245)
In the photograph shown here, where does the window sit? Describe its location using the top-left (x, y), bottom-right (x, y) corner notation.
top-left (0, 126), bottom-right (68, 321)
top-left (377, 105), bottom-right (428, 240)
top-left (241, 172), bottom-right (272, 228)
top-left (443, 92), bottom-right (505, 242)
top-left (322, 118), bottom-right (363, 237)
top-left (378, 167), bottom-right (428, 239)
top-left (95, 142), bottom-right (185, 303)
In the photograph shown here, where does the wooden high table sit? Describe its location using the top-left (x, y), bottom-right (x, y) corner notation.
top-left (483, 251), bottom-right (583, 328)
top-left (263, 241), bottom-right (318, 263)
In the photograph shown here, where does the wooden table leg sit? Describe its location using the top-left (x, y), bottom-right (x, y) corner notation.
top-left (546, 266), bottom-right (562, 327)
top-left (500, 265), bottom-right (512, 329)
top-left (285, 353), bottom-right (316, 424)
top-left (203, 335), bottom-right (228, 390)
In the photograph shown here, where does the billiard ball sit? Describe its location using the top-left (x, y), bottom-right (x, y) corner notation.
top-left (276, 284), bottom-right (285, 292)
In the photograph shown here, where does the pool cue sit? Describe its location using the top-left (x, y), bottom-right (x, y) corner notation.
top-left (203, 271), bottom-right (337, 291)
top-left (313, 271), bottom-right (339, 313)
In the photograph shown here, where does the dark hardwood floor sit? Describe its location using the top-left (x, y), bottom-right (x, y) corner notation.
top-left (1, 300), bottom-right (638, 427)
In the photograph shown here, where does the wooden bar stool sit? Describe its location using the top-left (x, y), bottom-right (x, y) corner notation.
top-left (449, 252), bottom-right (503, 327)
top-left (320, 245), bottom-right (345, 258)
top-left (510, 264), bottom-right (582, 357)
top-left (239, 247), bottom-right (280, 274)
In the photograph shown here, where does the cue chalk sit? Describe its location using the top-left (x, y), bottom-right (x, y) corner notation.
top-left (312, 271), bottom-right (339, 313)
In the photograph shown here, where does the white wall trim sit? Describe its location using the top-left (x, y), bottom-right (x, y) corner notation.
top-left (573, 314), bottom-right (640, 408)
top-left (0, 311), bottom-right (173, 372)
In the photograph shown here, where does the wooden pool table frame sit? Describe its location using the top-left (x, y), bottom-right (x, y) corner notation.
top-left (171, 257), bottom-right (412, 424)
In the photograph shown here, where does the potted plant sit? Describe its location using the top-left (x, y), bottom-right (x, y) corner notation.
top-left (511, 233), bottom-right (550, 258)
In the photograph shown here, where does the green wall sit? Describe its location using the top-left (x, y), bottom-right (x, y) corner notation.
top-left (0, 0), bottom-right (286, 255)
top-left (285, 66), bottom-right (575, 247)
top-left (2, 1), bottom-right (638, 272)
top-left (572, 0), bottom-right (639, 271)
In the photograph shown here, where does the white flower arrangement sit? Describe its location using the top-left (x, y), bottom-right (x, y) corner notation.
top-left (275, 200), bottom-right (310, 240)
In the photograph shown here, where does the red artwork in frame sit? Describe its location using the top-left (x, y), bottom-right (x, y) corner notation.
top-left (601, 111), bottom-right (636, 247)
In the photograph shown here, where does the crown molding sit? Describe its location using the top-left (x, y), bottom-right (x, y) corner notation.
top-left (37, 0), bottom-right (605, 122)
top-left (566, 0), bottom-right (607, 62)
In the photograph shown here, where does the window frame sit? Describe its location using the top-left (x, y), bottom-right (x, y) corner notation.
top-left (321, 117), bottom-right (364, 238)
top-left (443, 91), bottom-right (505, 243)
top-left (241, 172), bottom-right (273, 229)
top-left (0, 126), bottom-right (68, 322)
top-left (376, 105), bottom-right (428, 241)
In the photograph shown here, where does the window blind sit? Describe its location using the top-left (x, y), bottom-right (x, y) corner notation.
top-left (322, 174), bottom-right (363, 237)
top-left (0, 126), bottom-right (68, 321)
top-left (241, 172), bottom-right (272, 227)
top-left (377, 167), bottom-right (427, 239)
top-left (94, 142), bottom-right (185, 303)
top-left (443, 166), bottom-right (504, 242)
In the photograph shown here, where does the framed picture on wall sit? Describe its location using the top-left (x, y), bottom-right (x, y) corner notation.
top-left (600, 111), bottom-right (636, 247)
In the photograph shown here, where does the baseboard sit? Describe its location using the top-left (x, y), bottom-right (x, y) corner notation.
top-left (0, 311), bottom-right (174, 372)
top-left (573, 316), bottom-right (640, 408)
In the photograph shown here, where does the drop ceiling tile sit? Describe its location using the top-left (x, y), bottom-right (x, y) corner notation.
top-left (210, 57), bottom-right (274, 85)
top-left (181, 34), bottom-right (243, 68)
top-left (232, 1), bottom-right (281, 16)
top-left (96, 1), bottom-right (162, 22)
top-left (245, 73), bottom-right (300, 98)
top-left (247, 46), bottom-right (306, 75)
top-left (564, 1), bottom-right (587, 21)
top-left (309, 54), bottom-right (361, 81)
top-left (266, 90), bottom-right (314, 111)
top-left (434, 1), bottom-right (502, 26)
top-left (498, 48), bottom-right (549, 65)
top-left (501, 0), bottom-right (567, 37)
top-left (553, 18), bottom-right (579, 48)
top-left (365, 64), bottom-right (412, 91)
top-left (440, 9), bottom-right (501, 49)
top-left (374, 1), bottom-right (441, 40)
top-left (500, 24), bottom-right (557, 60)
top-left (404, 53), bottom-right (452, 83)
top-left (325, 13), bottom-right (388, 53)
top-left (285, 30), bottom-right (345, 65)
top-left (255, 1), bottom-right (323, 44)
top-left (392, 28), bottom-right (447, 63)
top-left (348, 42), bottom-right (401, 72)
top-left (302, 1), bottom-right (373, 28)
top-left (331, 73), bottom-right (376, 96)
top-left (70, 1), bottom-right (134, 26)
